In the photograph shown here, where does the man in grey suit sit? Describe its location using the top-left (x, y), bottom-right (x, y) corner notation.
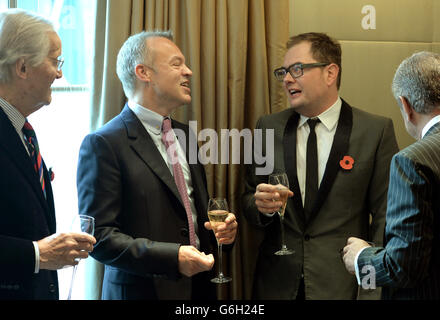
top-left (343, 51), bottom-right (440, 300)
top-left (77, 30), bottom-right (237, 300)
top-left (242, 32), bottom-right (399, 299)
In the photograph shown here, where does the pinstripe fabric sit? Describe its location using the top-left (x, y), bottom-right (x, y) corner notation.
top-left (0, 97), bottom-right (27, 152)
top-left (358, 122), bottom-right (440, 299)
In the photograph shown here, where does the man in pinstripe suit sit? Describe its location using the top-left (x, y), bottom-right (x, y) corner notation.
top-left (343, 51), bottom-right (440, 299)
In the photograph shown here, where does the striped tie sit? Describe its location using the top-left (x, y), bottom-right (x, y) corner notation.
top-left (22, 120), bottom-right (46, 198)
top-left (161, 118), bottom-right (197, 248)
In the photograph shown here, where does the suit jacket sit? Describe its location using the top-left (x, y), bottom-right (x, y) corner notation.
top-left (357, 122), bottom-right (440, 300)
top-left (77, 105), bottom-right (216, 300)
top-left (0, 108), bottom-right (58, 300)
top-left (242, 99), bottom-right (399, 299)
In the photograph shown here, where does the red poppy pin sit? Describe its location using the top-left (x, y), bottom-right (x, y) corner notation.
top-left (339, 155), bottom-right (354, 171)
top-left (48, 167), bottom-right (55, 181)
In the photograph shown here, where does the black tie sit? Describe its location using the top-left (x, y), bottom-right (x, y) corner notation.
top-left (304, 118), bottom-right (320, 217)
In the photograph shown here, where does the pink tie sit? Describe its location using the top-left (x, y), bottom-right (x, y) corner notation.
top-left (161, 118), bottom-right (197, 247)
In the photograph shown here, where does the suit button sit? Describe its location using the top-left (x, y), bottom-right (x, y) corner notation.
top-left (48, 283), bottom-right (56, 293)
top-left (304, 234), bottom-right (311, 241)
top-left (180, 228), bottom-right (189, 237)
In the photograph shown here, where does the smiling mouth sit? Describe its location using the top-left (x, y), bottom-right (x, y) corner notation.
top-left (289, 89), bottom-right (301, 96)
top-left (181, 82), bottom-right (191, 95)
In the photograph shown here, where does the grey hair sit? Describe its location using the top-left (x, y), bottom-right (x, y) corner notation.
top-left (116, 30), bottom-right (174, 99)
top-left (392, 51), bottom-right (440, 114)
top-left (0, 9), bottom-right (55, 84)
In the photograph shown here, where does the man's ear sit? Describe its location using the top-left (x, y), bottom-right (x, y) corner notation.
top-left (399, 96), bottom-right (415, 124)
top-left (134, 64), bottom-right (151, 84)
top-left (15, 58), bottom-right (27, 79)
top-left (326, 63), bottom-right (339, 87)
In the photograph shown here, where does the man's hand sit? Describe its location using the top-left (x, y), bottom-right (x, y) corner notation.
top-left (178, 245), bottom-right (214, 277)
top-left (342, 237), bottom-right (372, 274)
top-left (204, 213), bottom-right (238, 245)
top-left (37, 232), bottom-right (96, 270)
top-left (254, 183), bottom-right (294, 215)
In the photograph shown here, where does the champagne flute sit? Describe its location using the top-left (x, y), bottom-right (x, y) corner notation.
top-left (67, 214), bottom-right (95, 300)
top-left (207, 198), bottom-right (232, 284)
top-left (269, 173), bottom-right (294, 255)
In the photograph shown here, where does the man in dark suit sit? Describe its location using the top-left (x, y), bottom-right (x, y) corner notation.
top-left (0, 9), bottom-right (96, 300)
top-left (343, 51), bottom-right (440, 300)
top-left (242, 32), bottom-right (399, 299)
top-left (77, 30), bottom-right (237, 300)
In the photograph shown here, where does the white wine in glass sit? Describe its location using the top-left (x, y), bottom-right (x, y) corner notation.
top-left (67, 214), bottom-right (95, 300)
top-left (269, 173), bottom-right (294, 255)
top-left (208, 198), bottom-right (232, 284)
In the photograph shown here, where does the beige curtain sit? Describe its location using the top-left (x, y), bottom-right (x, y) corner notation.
top-left (86, 0), bottom-right (289, 300)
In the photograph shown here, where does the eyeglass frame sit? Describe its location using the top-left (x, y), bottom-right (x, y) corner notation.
top-left (273, 62), bottom-right (330, 81)
top-left (48, 57), bottom-right (64, 71)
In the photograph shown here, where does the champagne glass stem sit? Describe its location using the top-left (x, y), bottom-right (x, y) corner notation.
top-left (217, 242), bottom-right (224, 278)
top-left (67, 265), bottom-right (78, 300)
top-left (279, 213), bottom-right (287, 250)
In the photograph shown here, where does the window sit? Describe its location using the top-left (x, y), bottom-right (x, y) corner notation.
top-left (1, 0), bottom-right (97, 299)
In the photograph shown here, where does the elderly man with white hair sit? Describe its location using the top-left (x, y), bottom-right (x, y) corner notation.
top-left (343, 51), bottom-right (440, 300)
top-left (0, 9), bottom-right (95, 300)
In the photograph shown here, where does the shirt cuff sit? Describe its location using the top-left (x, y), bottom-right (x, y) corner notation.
top-left (354, 246), bottom-right (369, 285)
top-left (33, 241), bottom-right (40, 274)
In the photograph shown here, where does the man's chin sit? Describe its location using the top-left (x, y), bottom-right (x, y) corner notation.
top-left (182, 95), bottom-right (192, 105)
top-left (288, 101), bottom-right (303, 110)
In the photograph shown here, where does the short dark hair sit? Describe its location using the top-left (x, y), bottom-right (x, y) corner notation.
top-left (287, 32), bottom-right (342, 89)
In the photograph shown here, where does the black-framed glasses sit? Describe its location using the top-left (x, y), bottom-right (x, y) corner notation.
top-left (48, 57), bottom-right (64, 71)
top-left (273, 62), bottom-right (330, 81)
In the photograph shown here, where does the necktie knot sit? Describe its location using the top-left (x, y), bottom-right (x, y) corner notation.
top-left (162, 117), bottom-right (172, 134)
top-left (307, 118), bottom-right (320, 131)
top-left (23, 120), bottom-right (36, 139)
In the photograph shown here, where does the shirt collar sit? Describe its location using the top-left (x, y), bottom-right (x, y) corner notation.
top-left (298, 97), bottom-right (342, 131)
top-left (421, 114), bottom-right (440, 138)
top-left (0, 96), bottom-right (26, 133)
top-left (127, 100), bottom-right (169, 135)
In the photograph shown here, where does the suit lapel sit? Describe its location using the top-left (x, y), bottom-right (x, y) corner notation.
top-left (42, 161), bottom-right (56, 233)
top-left (283, 111), bottom-right (306, 229)
top-left (121, 105), bottom-right (186, 210)
top-left (307, 100), bottom-right (353, 225)
top-left (0, 109), bottom-right (52, 220)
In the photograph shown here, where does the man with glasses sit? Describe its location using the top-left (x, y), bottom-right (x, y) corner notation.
top-left (242, 32), bottom-right (398, 299)
top-left (0, 9), bottom-right (95, 300)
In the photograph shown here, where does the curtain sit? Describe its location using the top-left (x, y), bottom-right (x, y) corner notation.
top-left (86, 0), bottom-right (289, 300)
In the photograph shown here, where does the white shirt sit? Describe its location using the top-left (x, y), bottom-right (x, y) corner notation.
top-left (0, 97), bottom-right (40, 274)
top-left (354, 113), bottom-right (440, 284)
top-left (421, 114), bottom-right (440, 138)
top-left (296, 97), bottom-right (342, 205)
top-left (127, 101), bottom-right (200, 248)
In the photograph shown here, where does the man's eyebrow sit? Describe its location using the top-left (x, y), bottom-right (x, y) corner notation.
top-left (169, 55), bottom-right (184, 63)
